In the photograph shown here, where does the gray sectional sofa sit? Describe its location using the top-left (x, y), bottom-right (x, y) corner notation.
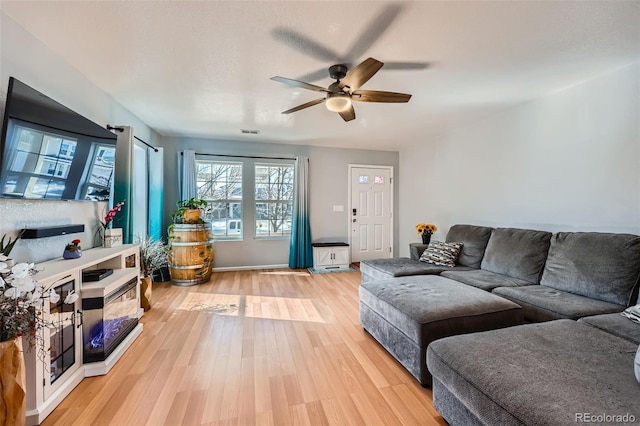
top-left (359, 224), bottom-right (640, 425)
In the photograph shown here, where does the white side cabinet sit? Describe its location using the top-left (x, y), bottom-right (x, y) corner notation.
top-left (312, 243), bottom-right (350, 270)
top-left (25, 244), bottom-right (143, 426)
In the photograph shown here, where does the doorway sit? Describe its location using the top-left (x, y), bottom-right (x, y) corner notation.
top-left (348, 165), bottom-right (393, 262)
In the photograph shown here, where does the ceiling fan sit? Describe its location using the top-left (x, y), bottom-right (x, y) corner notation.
top-left (271, 4), bottom-right (428, 83)
top-left (271, 57), bottom-right (411, 122)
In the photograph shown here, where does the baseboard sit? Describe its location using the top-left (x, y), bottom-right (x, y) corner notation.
top-left (213, 264), bottom-right (289, 272)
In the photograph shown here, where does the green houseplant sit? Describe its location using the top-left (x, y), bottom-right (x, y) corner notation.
top-left (170, 198), bottom-right (208, 224)
top-left (0, 230), bottom-right (25, 264)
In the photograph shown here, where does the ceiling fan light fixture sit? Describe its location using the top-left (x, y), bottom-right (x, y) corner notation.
top-left (325, 93), bottom-right (352, 113)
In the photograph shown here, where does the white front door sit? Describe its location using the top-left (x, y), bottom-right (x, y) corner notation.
top-left (350, 166), bottom-right (392, 262)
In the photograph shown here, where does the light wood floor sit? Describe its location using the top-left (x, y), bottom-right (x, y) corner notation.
top-left (42, 267), bottom-right (447, 426)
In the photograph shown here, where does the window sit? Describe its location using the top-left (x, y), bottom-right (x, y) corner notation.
top-left (255, 163), bottom-right (294, 238)
top-left (197, 161), bottom-right (243, 239)
top-left (194, 158), bottom-right (295, 240)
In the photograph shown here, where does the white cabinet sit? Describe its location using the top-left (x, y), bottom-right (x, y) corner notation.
top-left (312, 243), bottom-right (350, 270)
top-left (25, 244), bottom-right (143, 426)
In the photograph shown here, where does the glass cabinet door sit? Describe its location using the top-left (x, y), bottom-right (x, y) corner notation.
top-left (44, 279), bottom-right (82, 399)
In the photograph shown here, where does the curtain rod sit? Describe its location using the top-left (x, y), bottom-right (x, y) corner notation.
top-left (184, 152), bottom-right (296, 161)
top-left (107, 125), bottom-right (159, 152)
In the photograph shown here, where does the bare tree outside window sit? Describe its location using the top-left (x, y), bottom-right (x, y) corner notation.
top-left (255, 164), bottom-right (294, 237)
top-left (196, 161), bottom-right (243, 239)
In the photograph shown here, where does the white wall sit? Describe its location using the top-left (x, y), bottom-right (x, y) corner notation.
top-left (0, 12), bottom-right (160, 263)
top-left (399, 62), bottom-right (640, 256)
top-left (159, 136), bottom-right (399, 268)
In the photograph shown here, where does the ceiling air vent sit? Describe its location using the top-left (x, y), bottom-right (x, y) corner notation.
top-left (241, 129), bottom-right (260, 135)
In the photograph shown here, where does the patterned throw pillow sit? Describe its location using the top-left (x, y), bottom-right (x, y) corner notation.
top-left (635, 344), bottom-right (640, 384)
top-left (419, 241), bottom-right (463, 267)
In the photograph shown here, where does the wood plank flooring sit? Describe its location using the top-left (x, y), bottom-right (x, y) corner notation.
top-left (42, 267), bottom-right (447, 426)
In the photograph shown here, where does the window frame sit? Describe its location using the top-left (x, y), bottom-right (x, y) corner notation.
top-left (254, 162), bottom-right (294, 239)
top-left (196, 160), bottom-right (244, 240)
top-left (194, 156), bottom-right (295, 241)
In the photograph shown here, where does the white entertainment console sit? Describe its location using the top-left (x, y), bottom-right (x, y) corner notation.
top-left (24, 244), bottom-right (143, 426)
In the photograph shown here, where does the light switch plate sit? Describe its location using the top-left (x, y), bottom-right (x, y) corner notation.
top-left (333, 205), bottom-right (344, 212)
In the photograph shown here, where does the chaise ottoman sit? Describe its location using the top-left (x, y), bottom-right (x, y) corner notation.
top-left (427, 320), bottom-right (640, 425)
top-left (359, 275), bottom-right (523, 386)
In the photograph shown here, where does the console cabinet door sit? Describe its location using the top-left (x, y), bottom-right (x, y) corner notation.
top-left (332, 247), bottom-right (350, 266)
top-left (44, 277), bottom-right (83, 400)
top-left (314, 247), bottom-right (334, 267)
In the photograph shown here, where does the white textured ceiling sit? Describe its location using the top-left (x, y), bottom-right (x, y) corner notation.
top-left (2, 1), bottom-right (639, 151)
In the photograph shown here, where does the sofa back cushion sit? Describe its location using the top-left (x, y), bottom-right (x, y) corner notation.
top-left (480, 228), bottom-right (552, 284)
top-left (445, 224), bottom-right (494, 268)
top-left (541, 232), bottom-right (640, 306)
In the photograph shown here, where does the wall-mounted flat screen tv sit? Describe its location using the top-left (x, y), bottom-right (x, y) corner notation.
top-left (0, 77), bottom-right (117, 201)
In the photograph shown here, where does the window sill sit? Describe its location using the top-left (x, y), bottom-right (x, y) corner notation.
top-left (254, 236), bottom-right (290, 241)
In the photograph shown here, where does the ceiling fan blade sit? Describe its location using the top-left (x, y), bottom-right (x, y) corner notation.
top-left (338, 105), bottom-right (356, 122)
top-left (383, 61), bottom-right (429, 71)
top-left (296, 67), bottom-right (334, 84)
top-left (344, 4), bottom-right (403, 60)
top-left (339, 57), bottom-right (384, 92)
top-left (271, 76), bottom-right (329, 93)
top-left (352, 90), bottom-right (411, 103)
top-left (272, 28), bottom-right (341, 63)
top-left (281, 98), bottom-right (325, 114)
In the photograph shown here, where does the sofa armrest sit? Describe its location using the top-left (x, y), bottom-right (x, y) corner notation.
top-left (409, 243), bottom-right (428, 260)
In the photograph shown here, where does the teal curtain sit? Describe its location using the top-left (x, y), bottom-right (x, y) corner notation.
top-left (179, 150), bottom-right (197, 201)
top-left (113, 126), bottom-right (134, 244)
top-left (289, 156), bottom-right (313, 268)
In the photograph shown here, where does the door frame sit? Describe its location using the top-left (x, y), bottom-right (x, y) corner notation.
top-left (347, 164), bottom-right (394, 261)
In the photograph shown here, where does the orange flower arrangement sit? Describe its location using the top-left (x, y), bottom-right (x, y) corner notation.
top-left (415, 223), bottom-right (438, 235)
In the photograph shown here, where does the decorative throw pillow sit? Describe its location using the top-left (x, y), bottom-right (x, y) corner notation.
top-left (419, 241), bottom-right (463, 267)
top-left (621, 305), bottom-right (640, 325)
top-left (636, 344), bottom-right (640, 384)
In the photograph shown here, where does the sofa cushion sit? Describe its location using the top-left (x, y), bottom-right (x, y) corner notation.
top-left (480, 227), bottom-right (551, 284)
top-left (359, 257), bottom-right (473, 283)
top-left (360, 276), bottom-right (522, 344)
top-left (427, 320), bottom-right (640, 426)
top-left (493, 285), bottom-right (624, 322)
top-left (578, 313), bottom-right (640, 345)
top-left (445, 224), bottom-right (493, 268)
top-left (419, 241), bottom-right (463, 267)
top-left (541, 232), bottom-right (640, 306)
top-left (441, 269), bottom-right (534, 292)
top-left (359, 275), bottom-right (522, 385)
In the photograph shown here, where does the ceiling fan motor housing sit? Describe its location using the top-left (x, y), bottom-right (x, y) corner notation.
top-left (329, 64), bottom-right (348, 81)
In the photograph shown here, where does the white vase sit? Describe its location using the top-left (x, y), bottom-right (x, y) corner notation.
top-left (104, 228), bottom-right (123, 248)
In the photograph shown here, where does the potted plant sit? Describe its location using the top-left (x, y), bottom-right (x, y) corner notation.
top-left (0, 230), bottom-right (25, 266)
top-left (171, 198), bottom-right (208, 224)
top-left (62, 239), bottom-right (82, 259)
top-left (97, 200), bottom-right (125, 247)
top-left (137, 236), bottom-right (168, 311)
